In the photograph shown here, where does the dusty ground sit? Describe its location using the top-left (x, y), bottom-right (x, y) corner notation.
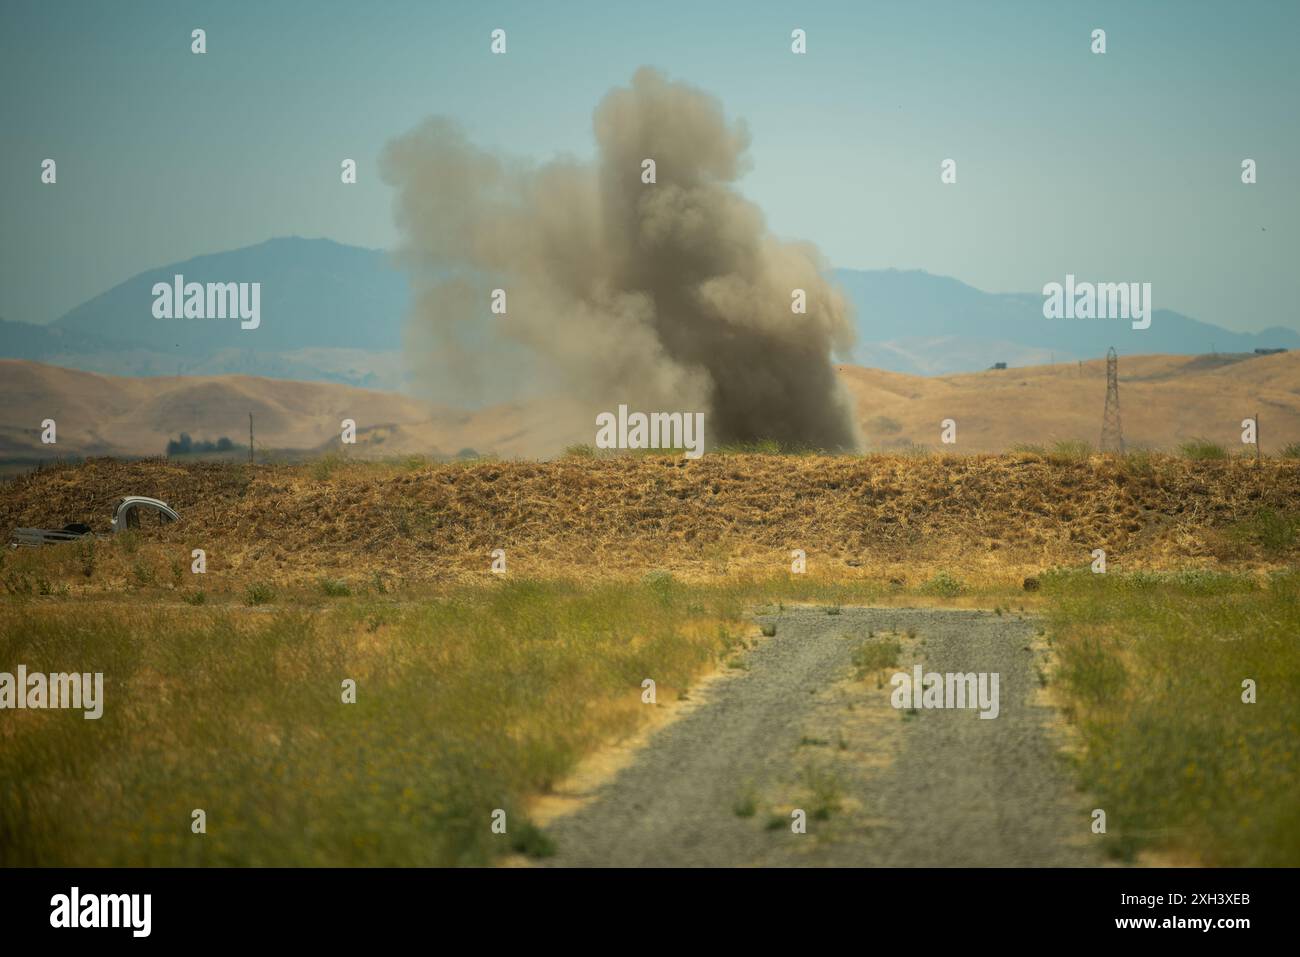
top-left (537, 607), bottom-right (1105, 867)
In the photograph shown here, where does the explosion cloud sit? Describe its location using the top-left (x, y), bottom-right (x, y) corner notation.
top-left (381, 67), bottom-right (859, 451)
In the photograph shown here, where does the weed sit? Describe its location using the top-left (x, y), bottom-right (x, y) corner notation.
top-left (851, 635), bottom-right (901, 679)
top-left (1178, 438), bottom-right (1228, 461)
top-left (76, 540), bottom-right (96, 578)
top-left (319, 578), bottom-right (352, 597)
top-left (245, 582), bottom-right (276, 605)
top-left (920, 571), bottom-right (964, 597)
top-left (508, 820), bottom-right (556, 859)
top-left (800, 764), bottom-right (843, 821)
top-left (1229, 507), bottom-right (1298, 555)
top-left (1048, 440), bottom-right (1092, 462)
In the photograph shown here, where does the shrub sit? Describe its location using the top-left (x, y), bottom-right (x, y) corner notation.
top-left (319, 578), bottom-right (352, 597)
top-left (1049, 439), bottom-right (1092, 461)
top-left (851, 635), bottom-right (901, 679)
top-left (245, 582), bottom-right (276, 605)
top-left (920, 571), bottom-right (964, 597)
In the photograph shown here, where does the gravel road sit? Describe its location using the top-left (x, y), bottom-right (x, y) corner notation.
top-left (541, 606), bottom-right (1105, 867)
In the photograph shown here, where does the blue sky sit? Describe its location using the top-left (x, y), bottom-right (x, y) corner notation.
top-left (2, 0), bottom-right (1296, 332)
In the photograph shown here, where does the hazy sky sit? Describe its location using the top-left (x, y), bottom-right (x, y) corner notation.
top-left (2, 0), bottom-right (1296, 332)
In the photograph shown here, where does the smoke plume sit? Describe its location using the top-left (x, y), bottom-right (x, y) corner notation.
top-left (381, 67), bottom-right (859, 451)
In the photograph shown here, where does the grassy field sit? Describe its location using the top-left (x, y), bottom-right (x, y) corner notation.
top-left (1043, 568), bottom-right (1300, 867)
top-left (1, 570), bottom-right (926, 866)
top-left (1, 454), bottom-right (1297, 866)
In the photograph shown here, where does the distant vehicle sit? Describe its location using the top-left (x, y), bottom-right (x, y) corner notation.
top-left (989, 362), bottom-right (1008, 370)
top-left (1253, 348), bottom-right (1288, 355)
top-left (9, 497), bottom-right (179, 547)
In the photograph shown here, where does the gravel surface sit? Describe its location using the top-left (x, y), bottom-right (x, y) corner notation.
top-left (542, 606), bottom-right (1106, 867)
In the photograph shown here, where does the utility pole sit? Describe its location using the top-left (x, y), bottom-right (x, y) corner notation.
top-left (1100, 347), bottom-right (1125, 454)
top-left (249, 413), bottom-right (255, 465)
top-left (1256, 411), bottom-right (1261, 466)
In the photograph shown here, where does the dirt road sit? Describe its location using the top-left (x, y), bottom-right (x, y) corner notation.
top-left (541, 606), bottom-right (1105, 867)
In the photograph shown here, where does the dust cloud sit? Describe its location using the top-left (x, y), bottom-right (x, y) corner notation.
top-left (381, 67), bottom-right (859, 450)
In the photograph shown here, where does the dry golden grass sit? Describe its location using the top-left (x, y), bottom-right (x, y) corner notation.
top-left (840, 350), bottom-right (1300, 454)
top-left (5, 351), bottom-right (1299, 461)
top-left (2, 453), bottom-right (1296, 596)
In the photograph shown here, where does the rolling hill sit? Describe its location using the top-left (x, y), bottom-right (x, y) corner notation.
top-left (840, 350), bottom-right (1300, 453)
top-left (3, 350), bottom-right (1297, 464)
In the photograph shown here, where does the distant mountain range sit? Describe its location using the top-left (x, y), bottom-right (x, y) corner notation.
top-left (3, 237), bottom-right (1296, 387)
top-left (833, 270), bottom-right (1300, 375)
top-left (1, 238), bottom-right (409, 390)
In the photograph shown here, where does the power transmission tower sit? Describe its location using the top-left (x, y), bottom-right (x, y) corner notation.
top-left (1100, 347), bottom-right (1124, 453)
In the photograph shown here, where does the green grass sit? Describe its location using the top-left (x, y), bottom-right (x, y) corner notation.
top-left (244, 582), bottom-right (276, 605)
top-left (800, 763), bottom-right (844, 821)
top-left (1043, 569), bottom-right (1300, 866)
top-left (1048, 439), bottom-right (1093, 462)
top-left (732, 791), bottom-right (758, 818)
top-left (507, 819), bottom-right (556, 858)
top-left (851, 634), bottom-right (901, 680)
top-left (714, 438), bottom-right (828, 455)
top-left (1228, 507), bottom-right (1299, 555)
top-left (8, 560), bottom-right (1293, 867)
top-left (0, 578), bottom-right (759, 865)
top-left (318, 578), bottom-right (352, 597)
top-left (1120, 448), bottom-right (1159, 478)
top-left (919, 570), bottom-right (964, 597)
top-left (1178, 438), bottom-right (1229, 460)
